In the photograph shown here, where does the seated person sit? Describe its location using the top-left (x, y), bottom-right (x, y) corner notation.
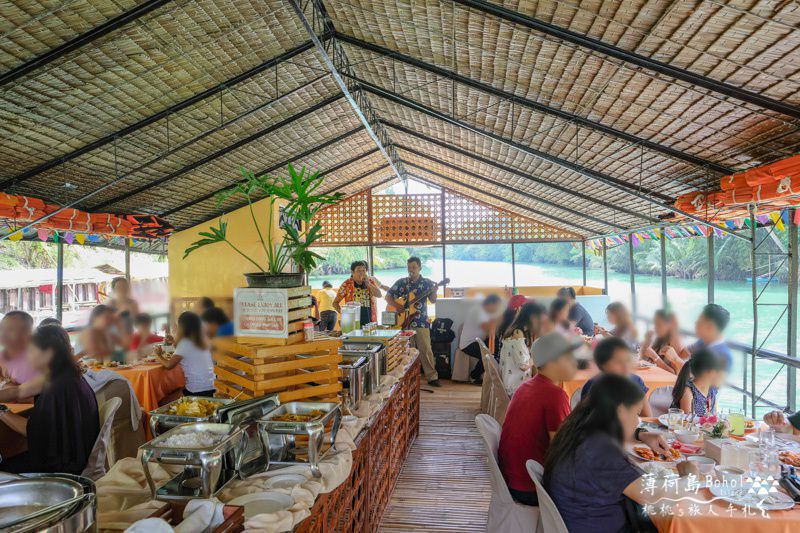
top-left (689, 303), bottom-right (732, 371)
top-left (130, 312), bottom-right (164, 351)
top-left (671, 348), bottom-right (726, 416)
top-left (557, 287), bottom-right (594, 335)
top-left (545, 374), bottom-right (687, 533)
top-left (498, 332), bottom-right (582, 506)
top-left (201, 307), bottom-right (235, 337)
top-left (458, 294), bottom-right (503, 384)
top-left (108, 277), bottom-right (139, 316)
top-left (0, 311), bottom-right (38, 390)
top-left (764, 410), bottom-right (800, 440)
top-left (0, 325), bottom-right (99, 475)
top-left (498, 302), bottom-right (546, 396)
top-left (493, 295), bottom-right (527, 357)
top-left (596, 302), bottom-right (638, 346)
top-left (75, 304), bottom-right (118, 357)
top-left (193, 296), bottom-right (215, 315)
top-left (38, 317), bottom-right (61, 327)
top-left (548, 298), bottom-right (572, 334)
top-left (581, 337), bottom-right (652, 417)
top-left (640, 308), bottom-right (687, 374)
top-left (157, 312), bottom-right (215, 397)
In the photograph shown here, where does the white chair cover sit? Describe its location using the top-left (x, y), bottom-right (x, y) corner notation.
top-left (478, 339), bottom-right (494, 413)
top-left (82, 396), bottom-right (122, 480)
top-left (570, 388), bottom-right (582, 410)
top-left (525, 460), bottom-right (569, 533)
top-left (474, 414), bottom-right (540, 533)
top-left (93, 377), bottom-right (146, 465)
top-left (649, 386), bottom-right (673, 417)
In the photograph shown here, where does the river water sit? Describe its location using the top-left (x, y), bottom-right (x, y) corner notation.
top-left (310, 258), bottom-right (797, 413)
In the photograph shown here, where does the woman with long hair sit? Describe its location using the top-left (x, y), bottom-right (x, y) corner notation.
top-left (0, 325), bottom-right (99, 474)
top-left (597, 302), bottom-right (638, 346)
top-left (544, 374), bottom-right (683, 532)
top-left (157, 311), bottom-right (215, 397)
top-left (548, 298), bottom-right (571, 333)
top-left (640, 309), bottom-right (688, 374)
top-left (498, 301), bottom-right (546, 395)
top-left (670, 348), bottom-right (725, 416)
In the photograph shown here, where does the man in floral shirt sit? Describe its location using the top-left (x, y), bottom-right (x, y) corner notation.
top-left (386, 256), bottom-right (440, 387)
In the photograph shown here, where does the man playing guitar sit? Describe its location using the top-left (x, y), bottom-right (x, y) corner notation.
top-left (385, 256), bottom-right (442, 388)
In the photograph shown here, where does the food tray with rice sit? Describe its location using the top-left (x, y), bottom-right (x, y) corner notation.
top-left (212, 338), bottom-right (342, 403)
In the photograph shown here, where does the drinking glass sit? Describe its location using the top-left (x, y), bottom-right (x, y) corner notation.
top-left (728, 411), bottom-right (745, 437)
top-left (668, 408), bottom-right (682, 432)
top-left (759, 428), bottom-right (776, 449)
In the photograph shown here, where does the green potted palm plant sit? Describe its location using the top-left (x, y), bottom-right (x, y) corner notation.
top-left (183, 164), bottom-right (342, 288)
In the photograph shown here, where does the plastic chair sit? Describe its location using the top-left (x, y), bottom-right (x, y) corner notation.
top-left (82, 396), bottom-right (122, 480)
top-left (94, 378), bottom-right (146, 465)
top-left (570, 388), bottom-right (582, 410)
top-left (649, 386), bottom-right (673, 417)
top-left (478, 339), bottom-right (494, 414)
top-left (474, 414), bottom-right (540, 533)
top-left (525, 460), bottom-right (569, 533)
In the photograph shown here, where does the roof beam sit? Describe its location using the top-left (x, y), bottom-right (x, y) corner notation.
top-left (0, 37), bottom-right (328, 191)
top-left (0, 0), bottom-right (173, 87)
top-left (406, 167), bottom-right (591, 235)
top-left (336, 32), bottom-right (734, 174)
top-left (397, 143), bottom-right (630, 230)
top-left (179, 157), bottom-right (391, 229)
top-left (290, 0), bottom-right (405, 184)
top-left (357, 81), bottom-right (748, 240)
top-left (89, 92), bottom-right (346, 210)
top-left (160, 129), bottom-right (376, 217)
top-left (451, 0), bottom-right (800, 120)
top-left (385, 121), bottom-right (656, 224)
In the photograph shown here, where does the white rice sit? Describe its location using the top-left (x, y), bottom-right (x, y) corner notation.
top-left (160, 431), bottom-right (226, 448)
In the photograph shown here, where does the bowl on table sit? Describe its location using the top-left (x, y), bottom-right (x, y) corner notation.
top-left (675, 430), bottom-right (700, 444)
top-left (688, 456), bottom-right (716, 475)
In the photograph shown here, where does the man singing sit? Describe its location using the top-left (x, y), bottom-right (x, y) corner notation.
top-left (386, 256), bottom-right (441, 387)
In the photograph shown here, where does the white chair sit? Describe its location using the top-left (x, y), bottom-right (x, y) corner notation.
top-left (570, 388), bottom-right (582, 410)
top-left (525, 460), bottom-right (569, 533)
top-left (93, 378), bottom-right (146, 465)
top-left (478, 339), bottom-right (494, 414)
top-left (648, 386), bottom-right (673, 417)
top-left (82, 396), bottom-right (122, 480)
top-left (474, 414), bottom-right (540, 533)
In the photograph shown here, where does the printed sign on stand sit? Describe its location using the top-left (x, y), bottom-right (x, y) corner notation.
top-left (234, 288), bottom-right (290, 338)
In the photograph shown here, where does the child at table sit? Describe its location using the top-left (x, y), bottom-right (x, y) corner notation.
top-left (581, 337), bottom-right (652, 417)
top-left (156, 312), bottom-right (215, 397)
top-left (130, 313), bottom-right (164, 351)
top-left (670, 348), bottom-right (726, 417)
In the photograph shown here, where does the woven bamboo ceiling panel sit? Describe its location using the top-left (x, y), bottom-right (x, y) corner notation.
top-left (1, 0), bottom-right (798, 240)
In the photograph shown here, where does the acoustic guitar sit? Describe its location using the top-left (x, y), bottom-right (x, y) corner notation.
top-left (388, 278), bottom-right (450, 329)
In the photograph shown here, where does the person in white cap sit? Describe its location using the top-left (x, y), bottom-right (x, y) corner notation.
top-left (497, 332), bottom-right (583, 506)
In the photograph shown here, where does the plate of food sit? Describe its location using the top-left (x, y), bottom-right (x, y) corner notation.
top-left (779, 451), bottom-right (800, 467)
top-left (708, 482), bottom-right (795, 511)
top-left (628, 445), bottom-right (683, 463)
top-left (657, 413), bottom-right (688, 427)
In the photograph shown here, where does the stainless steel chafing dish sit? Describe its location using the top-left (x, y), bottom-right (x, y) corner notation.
top-left (140, 422), bottom-right (246, 501)
top-left (0, 476), bottom-right (95, 533)
top-left (148, 396), bottom-right (235, 437)
top-left (259, 401), bottom-right (342, 478)
top-left (339, 343), bottom-right (385, 396)
top-left (338, 354), bottom-right (368, 411)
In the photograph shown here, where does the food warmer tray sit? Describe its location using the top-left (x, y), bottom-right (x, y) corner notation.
top-left (259, 402), bottom-right (342, 478)
top-left (140, 422), bottom-right (245, 501)
top-left (0, 477), bottom-right (95, 533)
top-left (340, 343), bottom-right (385, 396)
top-left (338, 355), bottom-right (368, 411)
top-left (216, 394), bottom-right (280, 478)
top-left (149, 396), bottom-right (235, 437)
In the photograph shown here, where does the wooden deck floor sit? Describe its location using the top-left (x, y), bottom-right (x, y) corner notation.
top-left (379, 381), bottom-right (491, 532)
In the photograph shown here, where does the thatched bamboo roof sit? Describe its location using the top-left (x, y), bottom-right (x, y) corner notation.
top-left (1, 0), bottom-right (798, 238)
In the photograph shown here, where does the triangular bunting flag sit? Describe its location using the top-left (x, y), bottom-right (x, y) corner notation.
top-left (65, 232), bottom-right (75, 244)
top-left (37, 228), bottom-right (49, 241)
top-left (8, 228), bottom-right (22, 242)
top-left (75, 234), bottom-right (85, 245)
top-left (770, 213), bottom-right (785, 232)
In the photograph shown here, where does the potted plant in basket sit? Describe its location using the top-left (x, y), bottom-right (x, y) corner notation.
top-left (183, 164), bottom-right (342, 288)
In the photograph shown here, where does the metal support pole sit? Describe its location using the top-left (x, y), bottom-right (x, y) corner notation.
top-left (660, 228), bottom-right (667, 307)
top-left (602, 239), bottom-right (608, 295)
top-left (440, 191), bottom-right (446, 283)
top-left (125, 240), bottom-right (131, 282)
top-left (788, 209), bottom-right (798, 412)
top-left (749, 205), bottom-right (758, 418)
top-left (511, 242), bottom-right (517, 289)
top-left (368, 245), bottom-right (374, 275)
top-left (708, 232), bottom-right (715, 304)
top-left (629, 234), bottom-right (636, 316)
top-left (581, 241), bottom-right (587, 287)
top-left (56, 240), bottom-right (64, 322)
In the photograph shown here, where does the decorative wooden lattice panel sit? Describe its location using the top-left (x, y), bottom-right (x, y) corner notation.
top-left (445, 190), bottom-right (580, 242)
top-left (372, 194), bottom-right (441, 244)
top-left (313, 192), bottom-right (370, 245)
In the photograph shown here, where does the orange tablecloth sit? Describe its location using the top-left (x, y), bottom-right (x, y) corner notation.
top-left (562, 366), bottom-right (678, 399)
top-left (112, 364), bottom-right (185, 412)
top-left (650, 487), bottom-right (800, 532)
